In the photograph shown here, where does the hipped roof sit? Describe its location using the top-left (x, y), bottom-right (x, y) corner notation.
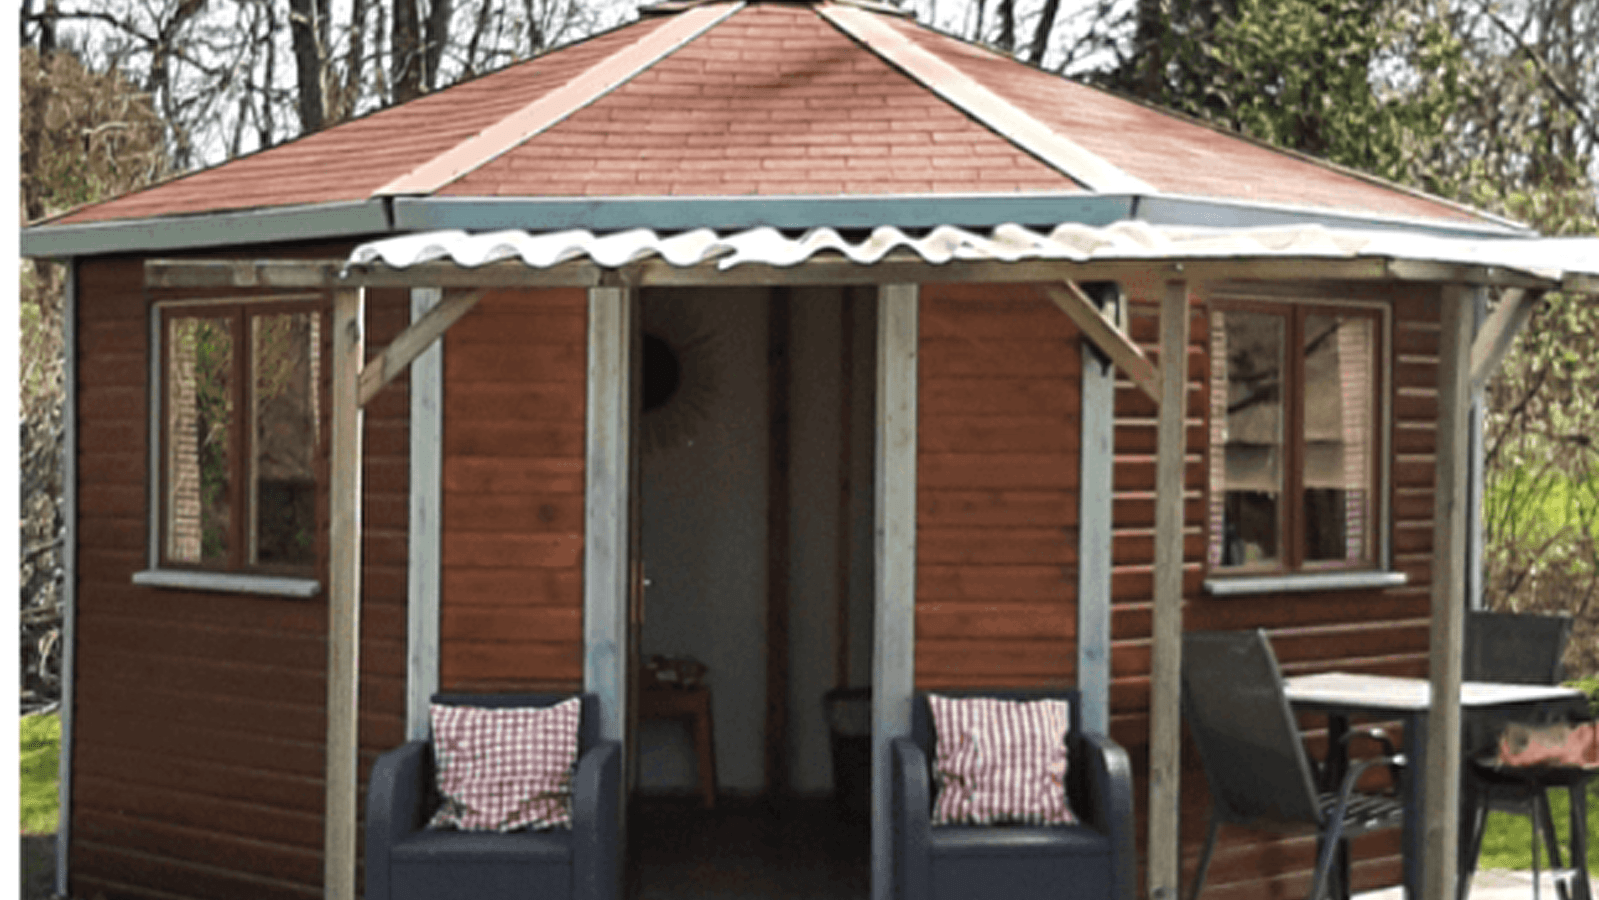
top-left (26, 0), bottom-right (1529, 257)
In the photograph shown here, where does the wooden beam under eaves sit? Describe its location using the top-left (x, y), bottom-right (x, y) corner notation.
top-left (146, 258), bottom-right (343, 289)
top-left (1044, 281), bottom-right (1161, 403)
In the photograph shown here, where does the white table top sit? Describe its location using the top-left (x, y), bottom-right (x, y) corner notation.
top-left (1283, 671), bottom-right (1584, 712)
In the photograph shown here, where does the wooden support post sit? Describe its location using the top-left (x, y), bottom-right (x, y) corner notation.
top-left (407, 288), bottom-right (444, 740)
top-left (326, 286), bottom-right (365, 900)
top-left (1148, 280), bottom-right (1190, 900)
top-left (584, 287), bottom-right (633, 749)
top-left (873, 283), bottom-right (918, 900)
top-left (1078, 284), bottom-right (1119, 737)
top-left (1424, 287), bottom-right (1472, 900)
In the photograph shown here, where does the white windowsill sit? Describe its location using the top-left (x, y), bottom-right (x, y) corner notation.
top-left (1204, 570), bottom-right (1409, 597)
top-left (133, 569), bottom-right (322, 598)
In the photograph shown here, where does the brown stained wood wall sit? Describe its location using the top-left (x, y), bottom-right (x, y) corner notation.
top-left (439, 287), bottom-right (588, 691)
top-left (916, 282), bottom-right (1083, 688)
top-left (914, 278), bottom-right (1442, 900)
top-left (70, 252), bottom-right (409, 900)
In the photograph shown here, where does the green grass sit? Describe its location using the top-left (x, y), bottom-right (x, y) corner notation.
top-left (21, 713), bottom-right (60, 835)
top-left (1475, 779), bottom-right (1599, 872)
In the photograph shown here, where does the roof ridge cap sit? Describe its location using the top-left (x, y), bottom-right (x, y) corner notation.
top-left (374, 1), bottom-right (745, 197)
top-left (1057, 77), bottom-right (1529, 233)
top-left (815, 3), bottom-right (1153, 195)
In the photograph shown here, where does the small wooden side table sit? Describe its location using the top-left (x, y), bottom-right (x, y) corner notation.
top-left (639, 685), bottom-right (717, 808)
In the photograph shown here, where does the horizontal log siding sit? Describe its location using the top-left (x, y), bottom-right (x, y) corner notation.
top-left (911, 279), bottom-right (1436, 900)
top-left (69, 253), bottom-right (409, 900)
top-left (440, 288), bottom-right (587, 691)
top-left (916, 283), bottom-right (1082, 688)
top-left (1116, 283), bottom-right (1434, 900)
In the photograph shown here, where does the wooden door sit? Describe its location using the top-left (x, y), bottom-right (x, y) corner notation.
top-left (626, 290), bottom-right (645, 791)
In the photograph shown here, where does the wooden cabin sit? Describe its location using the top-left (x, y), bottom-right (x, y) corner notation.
top-left (22, 2), bottom-right (1599, 899)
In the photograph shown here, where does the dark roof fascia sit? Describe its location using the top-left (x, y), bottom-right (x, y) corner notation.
top-left (390, 193), bottom-right (1135, 232)
top-left (1135, 194), bottom-right (1531, 241)
top-left (19, 200), bottom-right (392, 259)
top-left (19, 191), bottom-right (1532, 260)
top-left (380, 193), bottom-right (1540, 240)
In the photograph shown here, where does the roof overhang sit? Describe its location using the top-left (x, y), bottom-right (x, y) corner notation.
top-left (26, 191), bottom-right (1535, 260)
top-left (21, 199), bottom-right (392, 258)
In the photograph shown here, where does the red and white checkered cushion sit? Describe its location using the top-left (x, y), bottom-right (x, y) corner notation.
top-left (429, 698), bottom-right (582, 832)
top-left (928, 695), bottom-right (1076, 826)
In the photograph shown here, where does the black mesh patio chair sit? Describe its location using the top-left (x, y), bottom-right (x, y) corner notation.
top-left (365, 693), bottom-right (622, 900)
top-left (1181, 630), bottom-right (1404, 900)
top-left (1460, 611), bottom-right (1591, 900)
top-left (891, 688), bottom-right (1137, 900)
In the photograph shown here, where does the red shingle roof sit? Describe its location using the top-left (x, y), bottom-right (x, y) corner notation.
top-left (47, 0), bottom-right (1498, 230)
top-left (442, 4), bottom-right (1076, 197)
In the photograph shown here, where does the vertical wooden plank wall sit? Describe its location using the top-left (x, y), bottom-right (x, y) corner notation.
top-left (440, 287), bottom-right (588, 691)
top-left (916, 282), bottom-right (1083, 688)
top-left (68, 256), bottom-right (409, 900)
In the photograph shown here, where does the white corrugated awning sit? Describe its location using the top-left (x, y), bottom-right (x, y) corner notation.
top-left (345, 221), bottom-right (1599, 291)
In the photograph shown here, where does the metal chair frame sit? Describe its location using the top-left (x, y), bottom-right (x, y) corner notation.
top-left (1182, 630), bottom-right (1405, 900)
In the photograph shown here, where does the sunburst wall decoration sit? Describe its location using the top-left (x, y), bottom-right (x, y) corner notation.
top-left (640, 293), bottom-right (724, 457)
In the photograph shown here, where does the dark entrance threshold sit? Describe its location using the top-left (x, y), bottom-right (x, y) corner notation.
top-left (629, 796), bottom-right (869, 900)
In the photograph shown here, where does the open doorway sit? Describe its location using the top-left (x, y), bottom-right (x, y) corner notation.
top-left (627, 286), bottom-right (876, 900)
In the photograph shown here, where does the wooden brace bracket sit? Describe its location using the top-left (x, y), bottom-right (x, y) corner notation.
top-left (357, 290), bottom-right (482, 406)
top-left (1045, 281), bottom-right (1161, 404)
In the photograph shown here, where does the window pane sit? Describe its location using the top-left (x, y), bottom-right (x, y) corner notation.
top-left (166, 316), bottom-right (233, 565)
top-left (1208, 311), bottom-right (1283, 568)
top-left (251, 311), bottom-right (320, 567)
top-left (1302, 314), bottom-right (1375, 564)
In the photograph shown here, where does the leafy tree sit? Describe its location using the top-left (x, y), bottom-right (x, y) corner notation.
top-left (18, 47), bottom-right (166, 712)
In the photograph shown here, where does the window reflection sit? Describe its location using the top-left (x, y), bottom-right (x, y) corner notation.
top-left (251, 312), bottom-right (320, 567)
top-left (1209, 311), bottom-right (1283, 568)
top-left (166, 316), bottom-right (234, 565)
top-left (1302, 315), bottom-right (1374, 564)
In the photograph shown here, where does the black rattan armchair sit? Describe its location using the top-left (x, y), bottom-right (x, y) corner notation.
top-left (891, 688), bottom-right (1136, 900)
top-left (365, 693), bottom-right (622, 900)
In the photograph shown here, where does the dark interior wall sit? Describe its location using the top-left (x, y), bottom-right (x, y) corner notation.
top-left (438, 287), bottom-right (589, 692)
top-left (69, 251), bottom-right (410, 900)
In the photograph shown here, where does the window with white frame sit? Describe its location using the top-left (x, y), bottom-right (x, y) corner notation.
top-left (1206, 302), bottom-right (1383, 576)
top-left (158, 300), bottom-right (325, 574)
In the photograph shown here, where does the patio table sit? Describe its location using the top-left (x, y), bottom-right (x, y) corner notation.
top-left (1283, 672), bottom-right (1589, 900)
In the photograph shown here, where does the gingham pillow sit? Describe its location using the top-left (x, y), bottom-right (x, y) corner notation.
top-left (928, 694), bottom-right (1075, 826)
top-left (429, 698), bottom-right (582, 832)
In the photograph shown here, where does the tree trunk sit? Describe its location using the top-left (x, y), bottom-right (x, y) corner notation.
top-left (393, 0), bottom-right (424, 103)
top-left (424, 0), bottom-right (454, 90)
top-left (290, 0), bottom-right (324, 132)
top-left (1136, 0), bottom-right (1164, 100)
top-left (1025, 0), bottom-right (1062, 63)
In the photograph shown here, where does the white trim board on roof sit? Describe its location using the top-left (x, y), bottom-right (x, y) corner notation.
top-left (817, 3), bottom-right (1153, 194)
top-left (375, 2), bottom-right (745, 196)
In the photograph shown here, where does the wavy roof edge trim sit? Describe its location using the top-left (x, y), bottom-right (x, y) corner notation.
top-left (343, 222), bottom-right (1599, 289)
